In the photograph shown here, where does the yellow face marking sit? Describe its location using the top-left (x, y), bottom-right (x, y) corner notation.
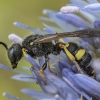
top-left (30, 42), bottom-right (34, 46)
top-left (22, 48), bottom-right (27, 57)
top-left (75, 49), bottom-right (86, 60)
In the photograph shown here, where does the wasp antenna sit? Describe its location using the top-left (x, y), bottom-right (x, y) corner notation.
top-left (0, 42), bottom-right (8, 50)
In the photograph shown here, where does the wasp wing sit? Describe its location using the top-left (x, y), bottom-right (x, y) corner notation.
top-left (34, 28), bottom-right (100, 43)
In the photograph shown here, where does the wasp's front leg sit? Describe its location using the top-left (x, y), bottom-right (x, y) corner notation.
top-left (22, 48), bottom-right (47, 85)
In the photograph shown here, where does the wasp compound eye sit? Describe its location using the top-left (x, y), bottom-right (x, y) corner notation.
top-left (7, 43), bottom-right (23, 69)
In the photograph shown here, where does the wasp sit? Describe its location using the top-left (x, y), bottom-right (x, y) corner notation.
top-left (0, 28), bottom-right (99, 78)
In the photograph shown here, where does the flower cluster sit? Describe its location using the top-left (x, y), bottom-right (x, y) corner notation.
top-left (1, 0), bottom-right (100, 100)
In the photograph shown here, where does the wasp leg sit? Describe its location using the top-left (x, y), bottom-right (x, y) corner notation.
top-left (47, 57), bottom-right (57, 75)
top-left (80, 95), bottom-right (84, 100)
top-left (73, 60), bottom-right (84, 74)
top-left (54, 33), bottom-right (84, 73)
top-left (40, 55), bottom-right (57, 75)
top-left (38, 68), bottom-right (47, 85)
top-left (38, 59), bottom-right (47, 85)
top-left (58, 42), bottom-right (84, 74)
top-left (36, 80), bottom-right (38, 84)
top-left (63, 47), bottom-right (84, 74)
top-left (22, 48), bottom-right (47, 84)
top-left (22, 48), bottom-right (39, 70)
top-left (30, 67), bottom-right (39, 84)
top-left (36, 79), bottom-right (47, 85)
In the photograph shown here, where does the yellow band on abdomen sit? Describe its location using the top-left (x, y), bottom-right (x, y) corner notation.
top-left (75, 49), bottom-right (85, 60)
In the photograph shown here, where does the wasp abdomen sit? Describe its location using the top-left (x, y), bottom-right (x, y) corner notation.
top-left (65, 42), bottom-right (94, 76)
top-left (78, 52), bottom-right (94, 76)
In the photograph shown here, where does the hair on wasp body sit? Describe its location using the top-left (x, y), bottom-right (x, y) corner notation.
top-left (0, 28), bottom-right (100, 81)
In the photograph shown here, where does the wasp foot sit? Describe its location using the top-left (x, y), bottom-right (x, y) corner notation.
top-left (36, 80), bottom-right (38, 84)
top-left (48, 68), bottom-right (57, 75)
top-left (39, 69), bottom-right (46, 78)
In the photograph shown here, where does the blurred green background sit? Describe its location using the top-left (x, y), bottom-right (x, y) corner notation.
top-left (0, 0), bottom-right (69, 100)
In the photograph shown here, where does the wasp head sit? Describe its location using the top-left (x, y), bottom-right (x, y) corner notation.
top-left (7, 43), bottom-right (23, 69)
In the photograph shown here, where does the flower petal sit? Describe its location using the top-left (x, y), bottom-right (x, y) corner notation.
top-left (39, 16), bottom-right (54, 22)
top-left (0, 64), bottom-right (12, 70)
top-left (71, 65), bottom-right (78, 73)
top-left (46, 74), bottom-right (79, 100)
top-left (49, 54), bottom-right (59, 65)
top-left (80, 41), bottom-right (94, 51)
top-left (56, 12), bottom-right (90, 28)
top-left (43, 23), bottom-right (56, 34)
top-left (25, 54), bottom-right (40, 69)
top-left (91, 58), bottom-right (100, 72)
top-left (62, 68), bottom-right (94, 99)
top-left (73, 74), bottom-right (100, 99)
top-left (63, 68), bottom-right (100, 99)
top-left (60, 51), bottom-right (72, 64)
top-left (30, 67), bottom-right (43, 80)
top-left (0, 64), bottom-right (27, 74)
top-left (38, 56), bottom-right (45, 67)
top-left (31, 67), bottom-right (61, 95)
top-left (94, 21), bottom-right (100, 28)
top-left (84, 3), bottom-right (100, 12)
top-left (11, 74), bottom-right (36, 83)
top-left (96, 72), bottom-right (100, 82)
top-left (3, 92), bottom-right (22, 100)
top-left (87, 0), bottom-right (98, 3)
top-left (14, 22), bottom-right (47, 34)
top-left (20, 88), bottom-right (55, 100)
top-left (70, 0), bottom-right (88, 7)
top-left (58, 60), bottom-right (71, 71)
top-left (36, 77), bottom-right (58, 94)
top-left (43, 9), bottom-right (77, 31)
top-left (63, 76), bottom-right (91, 100)
top-left (55, 94), bottom-right (61, 100)
top-left (79, 10), bottom-right (96, 23)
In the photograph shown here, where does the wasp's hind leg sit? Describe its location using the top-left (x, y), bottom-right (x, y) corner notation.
top-left (58, 43), bottom-right (84, 74)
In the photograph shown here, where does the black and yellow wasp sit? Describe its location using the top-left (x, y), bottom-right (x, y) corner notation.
top-left (0, 28), bottom-right (100, 78)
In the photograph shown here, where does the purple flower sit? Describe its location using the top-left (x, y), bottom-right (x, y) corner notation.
top-left (1, 0), bottom-right (100, 100)
top-left (94, 21), bottom-right (100, 28)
